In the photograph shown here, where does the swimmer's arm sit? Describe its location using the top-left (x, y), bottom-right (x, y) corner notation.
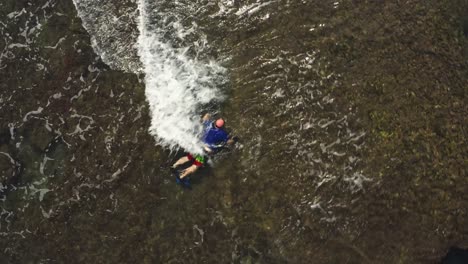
top-left (202, 113), bottom-right (211, 122)
top-left (203, 145), bottom-right (214, 153)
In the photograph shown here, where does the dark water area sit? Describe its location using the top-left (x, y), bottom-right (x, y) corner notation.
top-left (442, 247), bottom-right (468, 264)
top-left (0, 0), bottom-right (467, 263)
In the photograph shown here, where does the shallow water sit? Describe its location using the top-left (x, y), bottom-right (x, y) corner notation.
top-left (1, 0), bottom-right (467, 263)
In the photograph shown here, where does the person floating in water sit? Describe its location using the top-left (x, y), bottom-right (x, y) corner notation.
top-left (172, 113), bottom-right (236, 180)
top-left (201, 113), bottom-right (231, 154)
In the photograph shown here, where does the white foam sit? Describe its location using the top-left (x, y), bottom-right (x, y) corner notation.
top-left (344, 172), bottom-right (372, 193)
top-left (71, 0), bottom-right (141, 72)
top-left (0, 152), bottom-right (16, 165)
top-left (235, 1), bottom-right (273, 17)
top-left (8, 124), bottom-right (15, 140)
top-left (71, 0), bottom-right (225, 153)
top-left (137, 0), bottom-right (225, 154)
top-left (8, 43), bottom-right (29, 49)
top-left (7, 9), bottom-right (26, 19)
top-left (22, 107), bottom-right (43, 122)
top-left (44, 37), bottom-right (66, 49)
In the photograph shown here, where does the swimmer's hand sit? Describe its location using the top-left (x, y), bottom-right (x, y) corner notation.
top-left (203, 146), bottom-right (213, 153)
top-left (202, 113), bottom-right (211, 122)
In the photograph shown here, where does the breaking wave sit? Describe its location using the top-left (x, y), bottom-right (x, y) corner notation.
top-left (137, 0), bottom-right (225, 154)
top-left (73, 0), bottom-right (226, 153)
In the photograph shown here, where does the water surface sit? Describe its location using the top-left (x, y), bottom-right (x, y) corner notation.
top-left (0, 0), bottom-right (467, 263)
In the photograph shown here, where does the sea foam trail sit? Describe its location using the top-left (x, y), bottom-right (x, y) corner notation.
top-left (72, 0), bottom-right (141, 72)
top-left (137, 0), bottom-right (225, 154)
top-left (72, 0), bottom-right (225, 153)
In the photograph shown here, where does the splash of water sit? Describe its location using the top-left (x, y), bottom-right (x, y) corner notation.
top-left (72, 0), bottom-right (141, 72)
top-left (72, 0), bottom-right (226, 153)
top-left (137, 0), bottom-right (225, 154)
